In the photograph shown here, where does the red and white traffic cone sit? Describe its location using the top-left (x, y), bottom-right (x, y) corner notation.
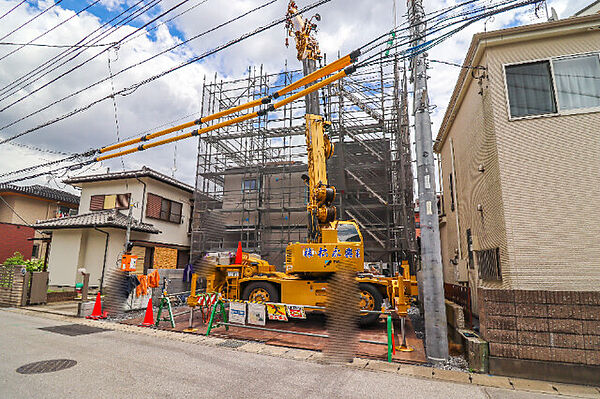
top-left (86, 292), bottom-right (107, 320)
top-left (139, 298), bottom-right (154, 327)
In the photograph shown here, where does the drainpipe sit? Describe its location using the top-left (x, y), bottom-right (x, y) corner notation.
top-left (135, 177), bottom-right (147, 221)
top-left (94, 226), bottom-right (109, 293)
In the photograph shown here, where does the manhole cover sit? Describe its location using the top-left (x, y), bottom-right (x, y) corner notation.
top-left (39, 324), bottom-right (108, 336)
top-left (16, 359), bottom-right (77, 374)
top-left (217, 339), bottom-right (247, 348)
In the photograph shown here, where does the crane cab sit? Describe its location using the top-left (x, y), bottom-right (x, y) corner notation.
top-left (285, 220), bottom-right (364, 275)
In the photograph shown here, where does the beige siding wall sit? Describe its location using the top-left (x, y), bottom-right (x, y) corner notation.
top-left (78, 178), bottom-right (192, 247)
top-left (141, 179), bottom-right (192, 247)
top-left (81, 229), bottom-right (109, 286)
top-left (47, 229), bottom-right (83, 286)
top-left (0, 194), bottom-right (66, 225)
top-left (0, 196), bottom-right (15, 222)
top-left (487, 31), bottom-right (600, 290)
top-left (47, 228), bottom-right (126, 287)
top-left (439, 51), bottom-right (509, 295)
top-left (13, 196), bottom-right (54, 223)
top-left (78, 179), bottom-right (145, 218)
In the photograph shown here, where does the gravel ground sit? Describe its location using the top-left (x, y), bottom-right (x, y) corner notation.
top-left (435, 355), bottom-right (469, 371)
top-left (107, 304), bottom-right (189, 322)
top-left (407, 304), bottom-right (468, 371)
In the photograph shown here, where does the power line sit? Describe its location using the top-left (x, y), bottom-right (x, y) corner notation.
top-left (0, 152), bottom-right (91, 180)
top-left (430, 59), bottom-right (486, 69)
top-left (0, 0), bottom-right (154, 100)
top-left (0, 44), bottom-right (439, 183)
top-left (0, 0), bottom-right (63, 42)
top-left (8, 141), bottom-right (73, 156)
top-left (0, 109), bottom-right (206, 181)
top-left (0, 0), bottom-right (331, 145)
top-left (0, 0), bottom-right (276, 136)
top-left (0, 0), bottom-right (27, 22)
top-left (0, 0), bottom-right (543, 183)
top-left (0, 0), bottom-right (211, 98)
top-left (0, 0), bottom-right (176, 110)
top-left (0, 0), bottom-right (103, 62)
top-left (0, 41), bottom-right (114, 48)
top-left (120, 0), bottom-right (211, 47)
top-left (358, 0), bottom-right (542, 69)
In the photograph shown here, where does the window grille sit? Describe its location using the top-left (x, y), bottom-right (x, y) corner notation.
top-left (476, 247), bottom-right (501, 281)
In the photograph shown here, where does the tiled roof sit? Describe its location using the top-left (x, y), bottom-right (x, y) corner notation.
top-left (0, 183), bottom-right (79, 205)
top-left (64, 166), bottom-right (194, 194)
top-left (34, 209), bottom-right (160, 234)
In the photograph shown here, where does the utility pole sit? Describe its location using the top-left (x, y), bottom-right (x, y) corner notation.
top-left (124, 204), bottom-right (133, 252)
top-left (407, 0), bottom-right (449, 361)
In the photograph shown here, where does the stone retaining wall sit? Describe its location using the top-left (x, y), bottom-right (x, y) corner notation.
top-left (479, 288), bottom-right (600, 384)
top-left (0, 265), bottom-right (26, 307)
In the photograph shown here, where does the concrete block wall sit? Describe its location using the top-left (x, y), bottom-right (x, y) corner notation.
top-left (479, 288), bottom-right (600, 368)
top-left (0, 265), bottom-right (26, 307)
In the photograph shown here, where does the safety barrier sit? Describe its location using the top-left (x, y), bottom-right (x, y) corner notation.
top-left (181, 292), bottom-right (221, 332)
top-left (204, 297), bottom-right (413, 362)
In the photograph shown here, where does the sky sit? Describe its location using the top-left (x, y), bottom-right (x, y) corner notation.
top-left (0, 0), bottom-right (591, 193)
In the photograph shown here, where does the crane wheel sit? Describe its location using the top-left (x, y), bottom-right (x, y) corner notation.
top-left (242, 282), bottom-right (280, 303)
top-left (358, 283), bottom-right (383, 326)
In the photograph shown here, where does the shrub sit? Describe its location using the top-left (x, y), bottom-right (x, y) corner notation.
top-left (3, 252), bottom-right (44, 272)
top-left (4, 252), bottom-right (25, 265)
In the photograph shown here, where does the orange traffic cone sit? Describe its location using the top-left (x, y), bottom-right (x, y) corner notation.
top-left (139, 298), bottom-right (155, 327)
top-left (86, 292), bottom-right (107, 320)
top-left (234, 241), bottom-right (243, 264)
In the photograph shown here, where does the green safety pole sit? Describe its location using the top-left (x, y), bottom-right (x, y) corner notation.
top-left (166, 297), bottom-right (175, 328)
top-left (387, 315), bottom-right (393, 363)
top-left (155, 297), bottom-right (164, 327)
top-left (221, 301), bottom-right (229, 331)
top-left (205, 300), bottom-right (220, 336)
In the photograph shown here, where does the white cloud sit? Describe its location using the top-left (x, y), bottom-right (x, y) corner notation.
top-left (0, 0), bottom-right (593, 190)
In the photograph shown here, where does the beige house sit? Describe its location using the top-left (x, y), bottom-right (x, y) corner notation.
top-left (0, 184), bottom-right (79, 262)
top-left (35, 168), bottom-right (194, 288)
top-left (434, 14), bottom-right (600, 383)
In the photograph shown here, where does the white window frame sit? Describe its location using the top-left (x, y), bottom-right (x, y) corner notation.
top-left (503, 51), bottom-right (600, 121)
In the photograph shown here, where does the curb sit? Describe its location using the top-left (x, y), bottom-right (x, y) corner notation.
top-left (7, 308), bottom-right (600, 398)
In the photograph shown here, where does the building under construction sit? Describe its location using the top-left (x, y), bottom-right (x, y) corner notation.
top-left (191, 55), bottom-right (417, 272)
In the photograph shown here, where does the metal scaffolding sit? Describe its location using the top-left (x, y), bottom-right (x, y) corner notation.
top-left (191, 55), bottom-right (417, 272)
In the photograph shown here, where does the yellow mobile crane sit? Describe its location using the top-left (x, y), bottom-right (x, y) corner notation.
top-left (95, 2), bottom-right (417, 325)
top-left (202, 111), bottom-right (416, 325)
top-left (197, 1), bottom-right (416, 325)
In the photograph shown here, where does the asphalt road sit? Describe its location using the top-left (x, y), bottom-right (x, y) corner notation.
top-left (0, 310), bottom-right (563, 399)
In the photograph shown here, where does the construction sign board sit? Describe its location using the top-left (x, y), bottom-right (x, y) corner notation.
top-left (247, 303), bottom-right (266, 326)
top-left (266, 304), bottom-right (288, 321)
top-left (229, 301), bottom-right (246, 324)
top-left (286, 305), bottom-right (306, 319)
